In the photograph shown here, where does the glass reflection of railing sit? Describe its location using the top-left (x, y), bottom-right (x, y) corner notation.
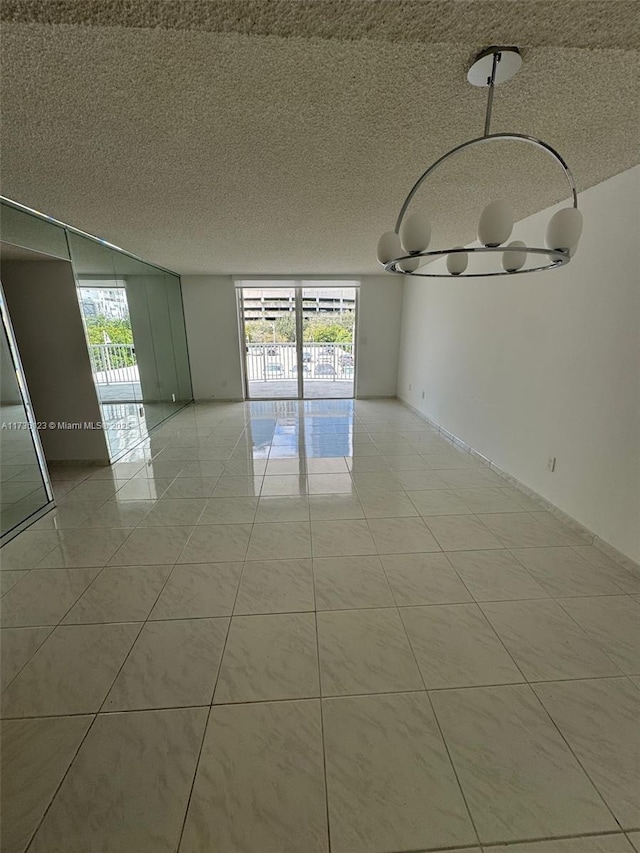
top-left (88, 343), bottom-right (138, 384)
top-left (246, 342), bottom-right (354, 382)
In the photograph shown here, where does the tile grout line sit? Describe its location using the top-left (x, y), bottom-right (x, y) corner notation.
top-left (174, 558), bottom-right (245, 851)
top-left (392, 563), bottom-right (483, 849)
top-left (309, 516), bottom-right (333, 853)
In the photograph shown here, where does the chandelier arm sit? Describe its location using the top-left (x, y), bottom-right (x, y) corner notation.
top-left (393, 133), bottom-right (579, 235)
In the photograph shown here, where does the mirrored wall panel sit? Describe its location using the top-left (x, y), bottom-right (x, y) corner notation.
top-left (67, 231), bottom-right (192, 458)
top-left (1, 287), bottom-right (52, 540)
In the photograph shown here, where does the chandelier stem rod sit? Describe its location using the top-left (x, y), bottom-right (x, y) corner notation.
top-left (483, 50), bottom-right (499, 136)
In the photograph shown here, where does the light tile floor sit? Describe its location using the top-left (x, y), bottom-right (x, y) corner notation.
top-left (1, 398), bottom-right (639, 853)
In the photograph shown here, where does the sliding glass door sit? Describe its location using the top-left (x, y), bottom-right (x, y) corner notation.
top-left (239, 282), bottom-right (357, 400)
top-left (301, 284), bottom-right (356, 399)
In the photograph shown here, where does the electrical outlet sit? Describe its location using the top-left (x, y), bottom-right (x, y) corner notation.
top-left (421, 391), bottom-right (426, 399)
top-left (546, 456), bottom-right (556, 472)
top-left (409, 383), bottom-right (412, 391)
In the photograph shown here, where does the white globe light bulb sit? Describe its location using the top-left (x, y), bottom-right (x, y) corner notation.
top-left (545, 208), bottom-right (583, 252)
top-left (376, 231), bottom-right (402, 265)
top-left (502, 240), bottom-right (527, 272)
top-left (446, 248), bottom-right (468, 276)
top-left (401, 212), bottom-right (431, 254)
top-left (478, 200), bottom-right (514, 247)
top-left (399, 257), bottom-right (420, 273)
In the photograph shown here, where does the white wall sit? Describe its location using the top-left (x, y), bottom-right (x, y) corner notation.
top-left (398, 166), bottom-right (640, 563)
top-left (181, 274), bottom-right (403, 401)
top-left (181, 275), bottom-right (244, 400)
top-left (356, 275), bottom-right (403, 397)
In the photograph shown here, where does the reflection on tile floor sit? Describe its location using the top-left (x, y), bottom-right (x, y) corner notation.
top-left (1, 398), bottom-right (638, 853)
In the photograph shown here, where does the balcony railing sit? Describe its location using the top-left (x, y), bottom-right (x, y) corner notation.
top-left (246, 342), bottom-right (354, 382)
top-left (88, 343), bottom-right (139, 385)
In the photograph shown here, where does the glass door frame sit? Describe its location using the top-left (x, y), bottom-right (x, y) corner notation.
top-left (237, 281), bottom-right (358, 401)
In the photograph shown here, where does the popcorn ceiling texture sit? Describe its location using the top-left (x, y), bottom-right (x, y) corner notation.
top-left (1, 1), bottom-right (638, 274)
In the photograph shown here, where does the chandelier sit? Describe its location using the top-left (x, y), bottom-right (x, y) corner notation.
top-left (376, 47), bottom-right (583, 278)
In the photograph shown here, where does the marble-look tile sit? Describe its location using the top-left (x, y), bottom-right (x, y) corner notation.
top-left (257, 475), bottom-right (307, 498)
top-left (305, 457), bottom-right (348, 474)
top-left (133, 460), bottom-right (187, 479)
top-left (234, 558), bottom-right (314, 614)
top-left (369, 516), bottom-right (440, 554)
top-left (113, 478), bottom-right (175, 501)
top-left (381, 553), bottom-right (472, 606)
top-left (198, 496), bottom-right (258, 524)
top-left (423, 514), bottom-right (503, 551)
top-left (29, 707), bottom-right (208, 853)
top-left (453, 487), bottom-right (523, 513)
top-left (37, 528), bottom-right (133, 568)
top-left (246, 521), bottom-right (311, 560)
top-left (61, 480), bottom-right (120, 503)
top-left (255, 495), bottom-right (309, 522)
top-left (401, 603), bottom-right (523, 688)
top-left (0, 569), bottom-right (28, 595)
top-left (1, 626), bottom-right (53, 690)
top-left (534, 677), bottom-right (640, 828)
top-left (572, 546), bottom-right (640, 594)
top-left (80, 499), bottom-right (154, 528)
top-left (305, 474), bottom-right (354, 495)
top-left (63, 565), bottom-right (173, 624)
top-left (510, 546), bottom-right (627, 596)
top-left (349, 472), bottom-right (404, 494)
top-left (558, 595), bottom-right (639, 673)
top-left (480, 513), bottom-right (578, 547)
top-left (180, 700), bottom-right (328, 853)
top-left (346, 456), bottom-right (391, 473)
top-left (382, 454), bottom-right (432, 470)
top-left (317, 608), bottom-right (423, 696)
top-left (531, 511), bottom-right (593, 544)
top-left (323, 692), bottom-right (476, 853)
top-left (628, 832), bottom-right (640, 852)
top-left (214, 613), bottom-right (319, 703)
top-left (178, 523), bottom-right (251, 563)
top-left (481, 599), bottom-right (622, 681)
top-left (264, 458), bottom-right (306, 475)
top-left (137, 498), bottom-right (206, 527)
top-left (32, 500), bottom-right (105, 530)
top-left (212, 475), bottom-right (263, 497)
top-left (308, 494), bottom-right (364, 520)
top-left (105, 617), bottom-right (229, 710)
top-left (408, 489), bottom-right (471, 516)
top-left (150, 562), bottom-right (241, 619)
top-left (1, 622), bottom-right (141, 717)
top-left (313, 555), bottom-right (394, 610)
top-left (358, 490), bottom-right (418, 518)
top-left (180, 459), bottom-right (227, 477)
top-left (0, 568), bottom-right (100, 627)
top-left (0, 530), bottom-right (67, 569)
top-left (108, 526), bottom-right (191, 566)
top-left (163, 477), bottom-right (219, 499)
top-left (431, 683), bottom-right (618, 844)
top-left (1, 715), bottom-right (93, 853)
top-left (446, 549), bottom-right (549, 601)
top-left (490, 835), bottom-right (635, 852)
top-left (436, 467), bottom-right (505, 488)
top-left (311, 520), bottom-right (377, 557)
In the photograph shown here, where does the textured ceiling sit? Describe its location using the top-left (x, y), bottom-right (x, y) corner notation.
top-left (1, 1), bottom-right (638, 275)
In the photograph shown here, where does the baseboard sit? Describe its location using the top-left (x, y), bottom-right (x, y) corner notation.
top-left (399, 396), bottom-right (639, 572)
